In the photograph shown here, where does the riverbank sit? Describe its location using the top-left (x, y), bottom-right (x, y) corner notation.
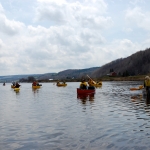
top-left (37, 75), bottom-right (147, 83)
top-left (99, 75), bottom-right (146, 81)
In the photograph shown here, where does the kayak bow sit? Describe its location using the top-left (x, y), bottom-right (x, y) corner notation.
top-left (32, 86), bottom-right (41, 89)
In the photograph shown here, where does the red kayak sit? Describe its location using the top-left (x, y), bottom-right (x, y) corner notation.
top-left (77, 88), bottom-right (95, 94)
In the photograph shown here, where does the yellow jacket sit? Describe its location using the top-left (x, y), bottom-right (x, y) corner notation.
top-left (80, 82), bottom-right (87, 86)
top-left (145, 80), bottom-right (150, 87)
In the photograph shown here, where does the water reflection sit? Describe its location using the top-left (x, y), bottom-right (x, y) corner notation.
top-left (77, 93), bottom-right (95, 104)
top-left (131, 94), bottom-right (143, 102)
top-left (32, 88), bottom-right (39, 93)
top-left (2, 82), bottom-right (150, 149)
top-left (15, 91), bottom-right (20, 95)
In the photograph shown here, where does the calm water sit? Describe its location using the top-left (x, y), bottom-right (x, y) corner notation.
top-left (0, 81), bottom-right (150, 150)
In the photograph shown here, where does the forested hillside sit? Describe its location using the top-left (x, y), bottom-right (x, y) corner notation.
top-left (37, 67), bottom-right (99, 80)
top-left (1, 48), bottom-right (150, 82)
top-left (92, 48), bottom-right (150, 78)
top-left (0, 67), bottom-right (99, 82)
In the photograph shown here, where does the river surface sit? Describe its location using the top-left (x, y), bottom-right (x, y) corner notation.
top-left (0, 81), bottom-right (150, 150)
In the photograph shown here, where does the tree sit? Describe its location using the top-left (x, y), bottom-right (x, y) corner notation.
top-left (28, 76), bottom-right (35, 82)
top-left (110, 69), bottom-right (114, 72)
top-left (19, 78), bottom-right (27, 82)
top-left (118, 72), bottom-right (121, 76)
top-left (125, 70), bottom-right (129, 76)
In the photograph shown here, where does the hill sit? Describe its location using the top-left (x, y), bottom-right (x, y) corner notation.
top-left (37, 67), bottom-right (99, 80)
top-left (1, 47), bottom-right (150, 82)
top-left (92, 48), bottom-right (150, 78)
top-left (0, 67), bottom-right (99, 82)
top-left (0, 74), bottom-right (41, 82)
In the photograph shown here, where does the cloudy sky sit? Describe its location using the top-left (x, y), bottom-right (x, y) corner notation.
top-left (0, 0), bottom-right (150, 75)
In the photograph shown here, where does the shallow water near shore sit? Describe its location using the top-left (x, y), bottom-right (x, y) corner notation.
top-left (0, 81), bottom-right (150, 150)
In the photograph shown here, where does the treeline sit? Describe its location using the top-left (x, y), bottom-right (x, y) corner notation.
top-left (19, 76), bottom-right (37, 82)
top-left (92, 48), bottom-right (150, 78)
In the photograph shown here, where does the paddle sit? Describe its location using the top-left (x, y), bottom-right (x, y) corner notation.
top-left (87, 75), bottom-right (96, 84)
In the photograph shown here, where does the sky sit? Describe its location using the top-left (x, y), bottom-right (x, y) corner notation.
top-left (0, 0), bottom-right (150, 75)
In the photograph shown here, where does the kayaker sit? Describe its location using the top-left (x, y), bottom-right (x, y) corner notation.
top-left (88, 79), bottom-right (95, 86)
top-left (12, 81), bottom-right (15, 86)
top-left (15, 82), bottom-right (20, 88)
top-left (144, 76), bottom-right (150, 101)
top-left (144, 76), bottom-right (149, 88)
top-left (80, 79), bottom-right (87, 89)
top-left (88, 79), bottom-right (95, 89)
top-left (32, 81), bottom-right (37, 86)
top-left (36, 80), bottom-right (40, 86)
top-left (56, 80), bottom-right (60, 85)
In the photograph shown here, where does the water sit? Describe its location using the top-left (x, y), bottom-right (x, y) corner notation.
top-left (0, 81), bottom-right (150, 150)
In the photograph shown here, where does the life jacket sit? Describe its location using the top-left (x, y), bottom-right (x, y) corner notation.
top-left (145, 80), bottom-right (150, 87)
top-left (33, 82), bottom-right (37, 86)
top-left (15, 83), bottom-right (20, 88)
top-left (80, 82), bottom-right (87, 86)
top-left (80, 82), bottom-right (87, 89)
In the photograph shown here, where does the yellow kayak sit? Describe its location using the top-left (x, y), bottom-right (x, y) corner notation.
top-left (14, 88), bottom-right (20, 91)
top-left (56, 83), bottom-right (67, 87)
top-left (32, 86), bottom-right (41, 89)
top-left (91, 82), bottom-right (102, 87)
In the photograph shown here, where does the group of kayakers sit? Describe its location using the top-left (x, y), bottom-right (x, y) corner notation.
top-left (9, 80), bottom-right (41, 88)
top-left (8, 79), bottom-right (96, 89)
top-left (80, 79), bottom-right (95, 90)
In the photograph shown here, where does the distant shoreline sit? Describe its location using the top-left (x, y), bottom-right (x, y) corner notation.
top-left (1, 75), bottom-right (147, 83)
top-left (35, 76), bottom-right (146, 82)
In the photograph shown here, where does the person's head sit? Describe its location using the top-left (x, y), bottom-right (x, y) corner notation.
top-left (82, 79), bottom-right (85, 82)
top-left (145, 76), bottom-right (150, 80)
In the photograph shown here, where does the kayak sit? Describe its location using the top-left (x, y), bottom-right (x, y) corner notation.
top-left (77, 88), bottom-right (95, 94)
top-left (56, 83), bottom-right (67, 87)
top-left (130, 87), bottom-right (140, 91)
top-left (32, 86), bottom-right (41, 89)
top-left (14, 88), bottom-right (20, 91)
top-left (130, 85), bottom-right (144, 91)
top-left (91, 82), bottom-right (102, 87)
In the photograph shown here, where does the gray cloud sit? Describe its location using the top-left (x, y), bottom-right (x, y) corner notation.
top-left (0, 0), bottom-right (150, 75)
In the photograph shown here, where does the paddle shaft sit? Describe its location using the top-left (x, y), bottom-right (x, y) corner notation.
top-left (87, 75), bottom-right (96, 84)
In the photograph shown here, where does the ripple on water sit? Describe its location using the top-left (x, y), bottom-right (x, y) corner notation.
top-left (1, 82), bottom-right (150, 149)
